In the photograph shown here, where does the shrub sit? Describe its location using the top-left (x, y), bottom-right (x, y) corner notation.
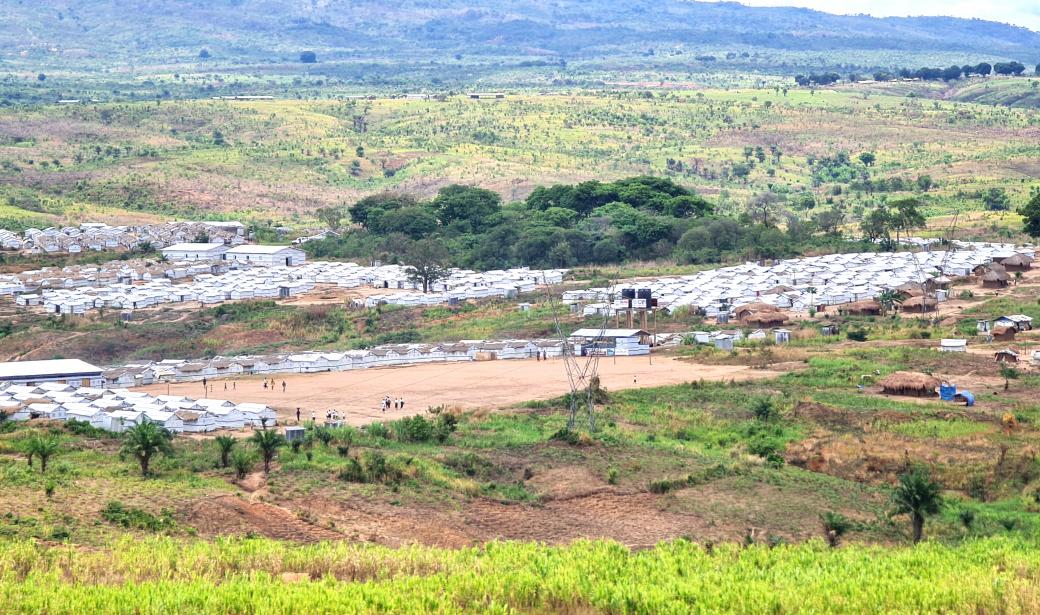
top-left (751, 397), bottom-right (778, 421)
top-left (550, 428), bottom-right (581, 445)
top-left (366, 422), bottom-right (390, 439)
top-left (959, 508), bottom-right (976, 529)
top-left (607, 468), bottom-right (619, 485)
top-left (846, 329), bottom-right (868, 342)
top-left (433, 414), bottom-right (458, 443)
top-left (100, 501), bottom-right (175, 532)
top-left (442, 452), bottom-right (494, 478)
top-left (392, 415), bottom-right (434, 443)
top-left (64, 419), bottom-right (109, 439)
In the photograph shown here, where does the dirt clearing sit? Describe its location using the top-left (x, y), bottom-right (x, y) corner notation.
top-left (137, 356), bottom-right (783, 426)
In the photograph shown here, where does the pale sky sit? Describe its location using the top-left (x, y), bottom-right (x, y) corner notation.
top-left (718, 1), bottom-right (1040, 31)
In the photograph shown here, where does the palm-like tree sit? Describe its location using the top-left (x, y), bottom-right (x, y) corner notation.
top-left (1000, 365), bottom-right (1019, 391)
top-left (231, 448), bottom-right (256, 480)
top-left (25, 435), bottom-right (61, 473)
top-left (875, 290), bottom-right (903, 316)
top-left (806, 286), bottom-right (817, 312)
top-left (120, 422), bottom-right (174, 477)
top-left (215, 435), bottom-right (236, 468)
top-left (891, 466), bottom-right (942, 543)
top-left (249, 430), bottom-right (285, 474)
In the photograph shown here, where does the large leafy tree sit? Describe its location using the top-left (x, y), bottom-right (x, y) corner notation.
top-left (120, 422), bottom-right (174, 477)
top-left (891, 466), bottom-right (942, 543)
top-left (432, 185), bottom-right (502, 233)
top-left (403, 238), bottom-right (451, 293)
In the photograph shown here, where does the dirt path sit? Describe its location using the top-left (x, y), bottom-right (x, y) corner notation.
top-left (137, 356), bottom-right (783, 426)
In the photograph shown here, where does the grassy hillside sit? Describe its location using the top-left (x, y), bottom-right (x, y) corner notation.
top-left (1, 88), bottom-right (1038, 233)
top-left (6, 0), bottom-right (1040, 71)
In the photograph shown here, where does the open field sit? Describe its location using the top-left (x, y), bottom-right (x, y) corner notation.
top-left (139, 356), bottom-right (783, 424)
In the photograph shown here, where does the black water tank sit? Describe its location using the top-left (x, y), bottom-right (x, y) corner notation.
top-left (637, 288), bottom-right (652, 300)
top-left (621, 288), bottom-right (636, 299)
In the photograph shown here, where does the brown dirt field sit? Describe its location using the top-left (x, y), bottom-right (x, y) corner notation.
top-left (137, 356), bottom-right (783, 426)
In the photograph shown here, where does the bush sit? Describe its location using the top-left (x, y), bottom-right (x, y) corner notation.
top-left (821, 511), bottom-right (853, 547)
top-left (338, 451), bottom-right (404, 485)
top-left (607, 468), bottom-right (619, 485)
top-left (433, 414), bottom-right (458, 443)
top-left (846, 329), bottom-right (868, 342)
top-left (366, 422), bottom-right (390, 439)
top-left (751, 397), bottom-right (779, 421)
top-left (64, 419), bottom-right (110, 439)
top-left (231, 449), bottom-right (256, 480)
top-left (393, 415), bottom-right (434, 443)
top-left (550, 428), bottom-right (581, 445)
top-left (100, 501), bottom-right (175, 532)
top-left (442, 452), bottom-right (493, 478)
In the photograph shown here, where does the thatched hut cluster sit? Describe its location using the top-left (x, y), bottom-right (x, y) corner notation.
top-left (879, 371), bottom-right (940, 397)
top-left (991, 325), bottom-right (1016, 341)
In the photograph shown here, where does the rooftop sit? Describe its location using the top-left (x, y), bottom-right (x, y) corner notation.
top-left (0, 359), bottom-right (102, 379)
top-left (161, 243), bottom-right (228, 252)
top-left (569, 328), bottom-right (648, 338)
top-left (226, 245), bottom-right (301, 254)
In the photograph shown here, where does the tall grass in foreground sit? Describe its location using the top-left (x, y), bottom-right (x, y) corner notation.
top-left (2, 536), bottom-right (1040, 613)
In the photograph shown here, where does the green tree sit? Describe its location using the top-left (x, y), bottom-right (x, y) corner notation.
top-left (860, 206), bottom-right (893, 244)
top-left (981, 188), bottom-right (1010, 211)
top-left (821, 511), bottom-right (853, 547)
top-left (231, 448), bottom-right (256, 480)
top-left (299, 51), bottom-right (317, 63)
top-left (215, 435), bottom-right (236, 469)
top-left (891, 466), bottom-right (942, 543)
top-left (120, 422), bottom-right (174, 477)
top-left (198, 48), bottom-right (211, 59)
top-left (858, 152), bottom-right (876, 166)
top-left (1018, 189), bottom-right (1040, 238)
top-left (432, 185), bottom-right (502, 233)
top-left (249, 430), bottom-right (285, 474)
top-left (24, 435), bottom-right (61, 473)
top-left (890, 198), bottom-right (925, 243)
top-left (403, 238), bottom-right (451, 293)
top-left (875, 290), bottom-right (903, 316)
top-left (315, 205), bottom-right (348, 231)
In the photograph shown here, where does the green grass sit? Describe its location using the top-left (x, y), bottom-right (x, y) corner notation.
top-left (4, 535), bottom-right (1040, 614)
top-left (891, 419), bottom-right (994, 439)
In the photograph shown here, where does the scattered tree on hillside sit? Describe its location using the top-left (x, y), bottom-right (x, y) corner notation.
top-left (299, 50), bottom-right (317, 63)
top-left (1000, 364), bottom-right (1019, 391)
top-left (821, 511), bottom-right (853, 547)
top-left (875, 289), bottom-right (903, 316)
top-left (215, 435), bottom-right (236, 468)
top-left (993, 61), bottom-right (1026, 76)
top-left (858, 152), bottom-right (876, 166)
top-left (404, 238), bottom-right (451, 293)
top-left (24, 435), bottom-right (61, 473)
top-left (975, 62), bottom-right (992, 76)
top-left (981, 188), bottom-right (1010, 211)
top-left (199, 49), bottom-right (211, 59)
top-left (120, 422), bottom-right (173, 477)
top-left (891, 466), bottom-right (942, 544)
top-left (316, 205), bottom-right (348, 231)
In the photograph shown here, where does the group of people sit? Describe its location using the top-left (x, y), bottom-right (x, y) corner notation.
top-left (380, 395), bottom-right (405, 413)
top-left (262, 378), bottom-right (287, 392)
top-left (534, 351), bottom-right (550, 361)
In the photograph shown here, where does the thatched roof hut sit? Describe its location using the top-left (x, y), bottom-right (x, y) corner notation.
top-left (974, 262), bottom-right (1006, 276)
top-left (736, 302), bottom-right (781, 321)
top-left (879, 371), bottom-right (939, 397)
top-left (994, 348), bottom-right (1019, 363)
top-left (744, 312), bottom-right (788, 327)
top-left (901, 295), bottom-right (938, 313)
top-left (999, 253), bottom-right (1033, 272)
top-left (894, 283), bottom-right (925, 298)
top-left (841, 299), bottom-right (882, 316)
top-left (981, 270), bottom-right (1009, 288)
top-left (991, 325), bottom-right (1016, 341)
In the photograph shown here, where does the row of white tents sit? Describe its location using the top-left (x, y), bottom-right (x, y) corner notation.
top-left (0, 221), bottom-right (246, 255)
top-left (0, 381), bottom-right (275, 433)
top-left (103, 338), bottom-right (574, 386)
top-left (566, 243), bottom-right (1033, 316)
top-left (15, 262), bottom-right (566, 315)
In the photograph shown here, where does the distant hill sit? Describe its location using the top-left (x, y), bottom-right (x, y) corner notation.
top-left (4, 0), bottom-right (1039, 70)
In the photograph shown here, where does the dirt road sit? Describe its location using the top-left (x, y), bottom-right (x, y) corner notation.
top-left (137, 356), bottom-right (781, 426)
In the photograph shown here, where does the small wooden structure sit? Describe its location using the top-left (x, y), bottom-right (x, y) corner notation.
top-left (994, 348), bottom-right (1019, 364)
top-left (901, 295), bottom-right (938, 314)
top-left (840, 299), bottom-right (882, 316)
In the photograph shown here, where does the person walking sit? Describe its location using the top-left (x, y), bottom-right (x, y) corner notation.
top-left (311, 410), bottom-right (316, 423)
top-left (400, 397), bottom-right (405, 410)
top-left (282, 380), bottom-right (286, 393)
top-left (224, 381), bottom-right (227, 391)
top-left (263, 381), bottom-right (268, 390)
top-left (232, 381), bottom-right (236, 390)
top-left (296, 407), bottom-right (301, 423)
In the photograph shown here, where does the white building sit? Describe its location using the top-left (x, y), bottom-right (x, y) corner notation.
top-left (0, 359), bottom-right (104, 387)
top-left (939, 339), bottom-right (967, 353)
top-left (161, 243), bottom-right (229, 262)
top-left (224, 245), bottom-right (306, 267)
